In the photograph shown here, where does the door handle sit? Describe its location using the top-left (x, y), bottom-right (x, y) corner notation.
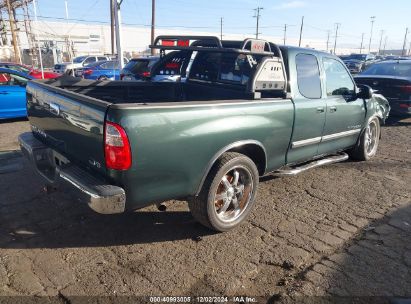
top-left (316, 107), bottom-right (325, 113)
top-left (329, 106), bottom-right (337, 113)
top-left (0, 92), bottom-right (9, 95)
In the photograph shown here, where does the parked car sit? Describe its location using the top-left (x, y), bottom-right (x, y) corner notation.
top-left (53, 55), bottom-right (111, 75)
top-left (355, 60), bottom-right (411, 116)
top-left (76, 60), bottom-right (124, 80)
top-left (343, 59), bottom-right (365, 74)
top-left (343, 54), bottom-right (376, 73)
top-left (0, 62), bottom-right (60, 79)
top-left (120, 57), bottom-right (160, 81)
top-left (0, 68), bottom-right (33, 119)
top-left (75, 58), bottom-right (129, 79)
top-left (19, 35), bottom-right (390, 232)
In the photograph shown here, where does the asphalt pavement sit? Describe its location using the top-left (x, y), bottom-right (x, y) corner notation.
top-left (0, 117), bottom-right (410, 302)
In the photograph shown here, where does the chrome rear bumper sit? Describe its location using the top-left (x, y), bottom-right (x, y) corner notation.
top-left (18, 132), bottom-right (126, 214)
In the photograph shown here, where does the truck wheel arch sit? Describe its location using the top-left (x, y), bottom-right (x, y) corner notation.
top-left (195, 140), bottom-right (267, 196)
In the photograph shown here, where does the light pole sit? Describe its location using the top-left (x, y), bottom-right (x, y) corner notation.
top-left (32, 0), bottom-right (44, 78)
top-left (333, 23), bottom-right (340, 55)
top-left (114, 0), bottom-right (124, 69)
top-left (253, 7), bottom-right (263, 39)
top-left (368, 16), bottom-right (376, 54)
top-left (359, 33), bottom-right (365, 54)
top-left (378, 30), bottom-right (384, 55)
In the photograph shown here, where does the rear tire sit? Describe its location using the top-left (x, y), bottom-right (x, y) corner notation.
top-left (348, 117), bottom-right (381, 161)
top-left (188, 152), bottom-right (259, 232)
top-left (98, 76), bottom-right (108, 81)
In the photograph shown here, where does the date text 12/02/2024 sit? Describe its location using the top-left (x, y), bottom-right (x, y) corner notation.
top-left (149, 296), bottom-right (258, 303)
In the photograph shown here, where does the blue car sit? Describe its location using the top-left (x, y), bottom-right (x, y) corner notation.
top-left (0, 68), bottom-right (33, 119)
top-left (76, 60), bottom-right (122, 80)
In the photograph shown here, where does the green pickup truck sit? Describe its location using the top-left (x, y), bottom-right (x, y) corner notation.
top-left (19, 36), bottom-right (390, 232)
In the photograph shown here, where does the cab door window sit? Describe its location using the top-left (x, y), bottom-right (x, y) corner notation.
top-left (323, 58), bottom-right (355, 96)
top-left (295, 54), bottom-right (322, 99)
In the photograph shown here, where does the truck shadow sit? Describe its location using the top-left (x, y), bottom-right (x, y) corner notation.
top-left (0, 206), bottom-right (214, 249)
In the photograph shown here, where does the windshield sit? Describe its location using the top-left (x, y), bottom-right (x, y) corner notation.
top-left (347, 54), bottom-right (367, 61)
top-left (360, 63), bottom-right (411, 77)
top-left (73, 56), bottom-right (88, 63)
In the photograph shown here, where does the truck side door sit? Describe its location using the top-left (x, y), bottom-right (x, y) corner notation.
top-left (318, 57), bottom-right (365, 155)
top-left (287, 53), bottom-right (326, 164)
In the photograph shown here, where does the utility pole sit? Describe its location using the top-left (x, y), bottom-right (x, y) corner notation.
top-left (151, 0), bottom-right (155, 55)
top-left (283, 24), bottom-right (287, 45)
top-left (110, 0), bottom-right (115, 55)
top-left (114, 0), bottom-right (124, 69)
top-left (378, 30), bottom-right (384, 55)
top-left (253, 7), bottom-right (263, 39)
top-left (368, 16), bottom-right (376, 54)
top-left (382, 36), bottom-right (387, 55)
top-left (326, 30), bottom-right (330, 52)
top-left (220, 17), bottom-right (223, 41)
top-left (64, 0), bottom-right (73, 61)
top-left (5, 0), bottom-right (21, 63)
top-left (402, 27), bottom-right (409, 56)
top-left (359, 33), bottom-right (365, 54)
top-left (32, 0), bottom-right (44, 78)
top-left (298, 16), bottom-right (304, 47)
top-left (333, 23), bottom-right (340, 55)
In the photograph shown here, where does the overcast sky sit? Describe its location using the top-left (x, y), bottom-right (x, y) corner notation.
top-left (32, 0), bottom-right (410, 50)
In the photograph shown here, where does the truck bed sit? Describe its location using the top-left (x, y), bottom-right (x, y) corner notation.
top-left (41, 76), bottom-right (285, 105)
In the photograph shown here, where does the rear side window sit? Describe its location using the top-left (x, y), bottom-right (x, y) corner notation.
top-left (154, 51), bottom-right (190, 76)
top-left (190, 52), bottom-right (220, 82)
top-left (101, 61), bottom-right (117, 69)
top-left (124, 59), bottom-right (157, 74)
top-left (323, 57), bottom-right (355, 96)
top-left (98, 56), bottom-right (107, 61)
top-left (84, 57), bottom-right (97, 65)
top-left (295, 54), bottom-right (322, 99)
top-left (220, 53), bottom-right (256, 85)
top-left (190, 52), bottom-right (261, 85)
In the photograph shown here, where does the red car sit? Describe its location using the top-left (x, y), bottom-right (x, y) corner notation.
top-left (0, 62), bottom-right (60, 79)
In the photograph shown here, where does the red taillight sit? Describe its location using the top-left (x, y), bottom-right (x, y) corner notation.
top-left (165, 62), bottom-right (180, 69)
top-left (120, 73), bottom-right (125, 80)
top-left (104, 121), bottom-right (132, 170)
top-left (399, 85), bottom-right (411, 93)
top-left (83, 69), bottom-right (93, 75)
top-left (141, 71), bottom-right (151, 77)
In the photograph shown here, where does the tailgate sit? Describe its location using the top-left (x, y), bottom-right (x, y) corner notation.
top-left (26, 81), bottom-right (110, 175)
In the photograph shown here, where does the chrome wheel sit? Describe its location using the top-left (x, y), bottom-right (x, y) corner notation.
top-left (213, 166), bottom-right (254, 223)
top-left (364, 120), bottom-right (379, 156)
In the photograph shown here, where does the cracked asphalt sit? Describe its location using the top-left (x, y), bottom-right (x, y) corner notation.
top-left (0, 117), bottom-right (410, 302)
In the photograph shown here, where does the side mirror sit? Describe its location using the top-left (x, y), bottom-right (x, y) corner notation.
top-left (356, 84), bottom-right (373, 99)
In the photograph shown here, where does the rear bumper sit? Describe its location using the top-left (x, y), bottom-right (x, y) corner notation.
top-left (388, 100), bottom-right (411, 116)
top-left (18, 132), bottom-right (126, 214)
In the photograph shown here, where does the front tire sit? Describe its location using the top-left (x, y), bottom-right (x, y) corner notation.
top-left (188, 152), bottom-right (259, 232)
top-left (348, 117), bottom-right (381, 161)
